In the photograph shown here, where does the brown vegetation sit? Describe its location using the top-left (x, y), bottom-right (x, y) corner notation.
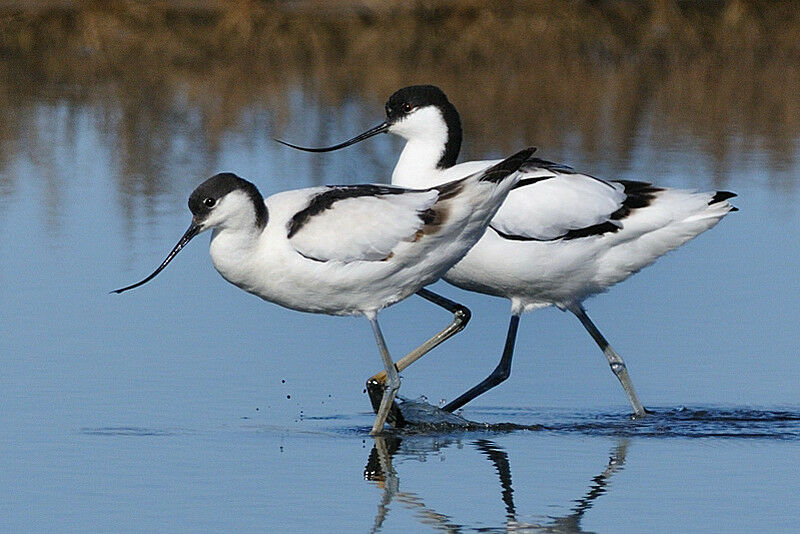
top-left (0, 1), bottom-right (798, 188)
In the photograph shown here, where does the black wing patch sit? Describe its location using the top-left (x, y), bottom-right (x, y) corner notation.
top-left (602, 180), bottom-right (663, 223)
top-left (711, 191), bottom-right (738, 211)
top-left (492, 179), bottom-right (663, 242)
top-left (288, 185), bottom-right (408, 238)
top-left (478, 147), bottom-right (536, 183)
top-left (518, 157), bottom-right (576, 175)
top-left (514, 157), bottom-right (618, 193)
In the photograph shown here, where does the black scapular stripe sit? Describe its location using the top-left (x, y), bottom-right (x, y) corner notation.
top-left (287, 185), bottom-right (408, 238)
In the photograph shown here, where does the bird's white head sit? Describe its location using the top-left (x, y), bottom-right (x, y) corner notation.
top-left (276, 84), bottom-right (462, 170)
top-left (112, 173), bottom-right (266, 294)
top-left (382, 86), bottom-right (461, 166)
top-left (188, 173), bottom-right (268, 233)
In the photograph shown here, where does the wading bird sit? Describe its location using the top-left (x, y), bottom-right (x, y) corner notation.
top-left (113, 148), bottom-right (532, 434)
top-left (280, 85), bottom-right (737, 420)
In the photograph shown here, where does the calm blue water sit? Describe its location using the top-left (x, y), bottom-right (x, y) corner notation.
top-left (1, 95), bottom-right (799, 532)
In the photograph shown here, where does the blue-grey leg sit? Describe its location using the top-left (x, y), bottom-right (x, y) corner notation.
top-left (368, 314), bottom-right (400, 435)
top-left (366, 288), bottom-right (471, 427)
top-left (569, 304), bottom-right (647, 417)
top-left (442, 313), bottom-right (521, 412)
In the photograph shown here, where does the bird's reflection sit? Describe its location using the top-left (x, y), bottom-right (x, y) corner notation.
top-left (365, 436), bottom-right (629, 533)
top-left (365, 436), bottom-right (462, 533)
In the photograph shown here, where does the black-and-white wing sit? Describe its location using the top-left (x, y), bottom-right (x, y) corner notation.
top-left (489, 159), bottom-right (641, 241)
top-left (288, 185), bottom-right (439, 262)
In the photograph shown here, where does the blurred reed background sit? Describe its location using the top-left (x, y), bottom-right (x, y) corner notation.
top-left (0, 0), bottom-right (798, 202)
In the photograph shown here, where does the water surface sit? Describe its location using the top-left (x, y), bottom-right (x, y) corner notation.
top-left (1, 2), bottom-right (799, 532)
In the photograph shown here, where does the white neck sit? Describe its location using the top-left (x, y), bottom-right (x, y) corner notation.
top-left (205, 191), bottom-right (264, 290)
top-left (209, 225), bottom-right (262, 292)
top-left (391, 138), bottom-right (449, 188)
top-left (389, 106), bottom-right (450, 188)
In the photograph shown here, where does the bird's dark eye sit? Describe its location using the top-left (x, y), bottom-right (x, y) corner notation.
top-left (203, 197), bottom-right (216, 208)
top-left (402, 102), bottom-right (413, 113)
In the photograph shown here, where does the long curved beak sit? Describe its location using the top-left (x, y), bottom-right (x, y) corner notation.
top-left (112, 222), bottom-right (202, 294)
top-left (275, 121), bottom-right (390, 153)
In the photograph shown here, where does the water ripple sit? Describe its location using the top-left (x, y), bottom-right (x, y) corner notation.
top-left (542, 407), bottom-right (800, 440)
top-left (80, 426), bottom-right (178, 437)
top-left (392, 401), bottom-right (800, 440)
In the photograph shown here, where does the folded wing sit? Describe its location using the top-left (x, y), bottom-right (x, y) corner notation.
top-left (490, 159), bottom-right (628, 241)
top-left (288, 185), bottom-right (440, 262)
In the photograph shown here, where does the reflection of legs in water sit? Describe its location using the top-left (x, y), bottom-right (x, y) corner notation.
top-left (365, 437), bottom-right (630, 532)
top-left (474, 439), bottom-right (516, 522)
top-left (364, 436), bottom-right (401, 533)
top-left (365, 436), bottom-right (463, 533)
top-left (475, 437), bottom-right (630, 531)
top-left (551, 439), bottom-right (630, 531)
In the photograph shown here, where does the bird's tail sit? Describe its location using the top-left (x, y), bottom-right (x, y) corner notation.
top-left (593, 187), bottom-right (737, 290)
top-left (689, 190), bottom-right (738, 220)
